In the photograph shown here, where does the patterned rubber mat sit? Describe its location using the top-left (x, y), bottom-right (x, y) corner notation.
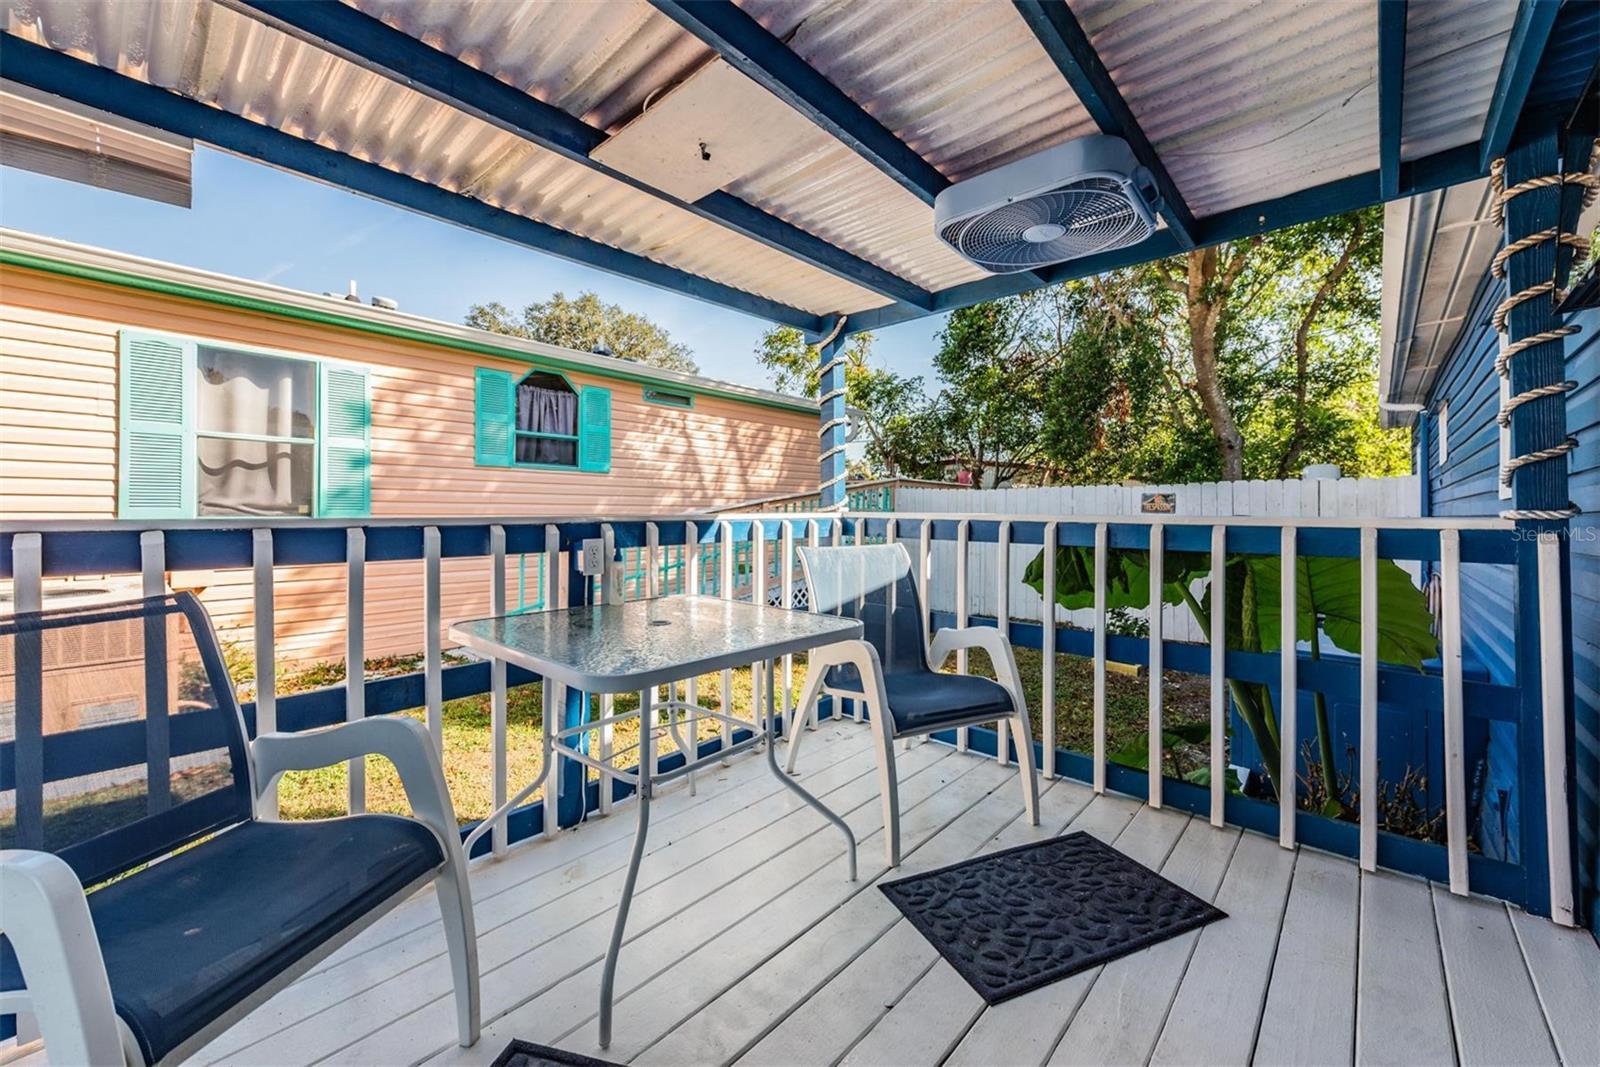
top-left (880, 831), bottom-right (1226, 1004)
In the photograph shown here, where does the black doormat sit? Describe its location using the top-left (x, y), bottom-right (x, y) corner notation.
top-left (880, 831), bottom-right (1226, 1004)
top-left (489, 1039), bottom-right (623, 1067)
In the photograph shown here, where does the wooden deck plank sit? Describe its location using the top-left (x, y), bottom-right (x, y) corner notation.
top-left (631, 781), bottom-right (1113, 1067)
top-left (941, 803), bottom-right (1191, 1067)
top-left (588, 769), bottom-right (1032, 1066)
top-left (164, 727), bottom-right (1596, 1067)
top-left (1254, 848), bottom-right (1361, 1066)
top-left (1508, 908), bottom-right (1600, 1066)
top-left (1353, 871), bottom-right (1455, 1067)
top-left (416, 754), bottom-right (1011, 1066)
top-left (1432, 887), bottom-right (1558, 1066)
top-left (1049, 819), bottom-right (1241, 1066)
top-left (199, 727), bottom-right (877, 1061)
top-left (214, 731), bottom-right (942, 1065)
top-left (1149, 831), bottom-right (1297, 1066)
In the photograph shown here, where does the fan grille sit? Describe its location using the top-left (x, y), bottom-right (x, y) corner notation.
top-left (942, 178), bottom-right (1153, 272)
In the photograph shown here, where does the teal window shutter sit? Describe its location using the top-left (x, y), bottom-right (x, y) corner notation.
top-left (117, 330), bottom-right (195, 519)
top-left (578, 386), bottom-right (612, 473)
top-left (475, 367), bottom-right (515, 466)
top-left (317, 362), bottom-right (372, 517)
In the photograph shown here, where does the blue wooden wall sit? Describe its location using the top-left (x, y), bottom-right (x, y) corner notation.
top-left (1564, 303), bottom-right (1599, 932)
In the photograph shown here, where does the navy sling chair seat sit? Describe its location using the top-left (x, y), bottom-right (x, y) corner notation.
top-left (0, 594), bottom-right (479, 1065)
top-left (786, 543), bottom-right (1039, 866)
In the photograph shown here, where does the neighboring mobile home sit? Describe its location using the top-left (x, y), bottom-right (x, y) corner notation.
top-left (0, 229), bottom-right (820, 662)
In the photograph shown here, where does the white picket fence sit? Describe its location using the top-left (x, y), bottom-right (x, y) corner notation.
top-left (898, 476), bottom-right (1422, 642)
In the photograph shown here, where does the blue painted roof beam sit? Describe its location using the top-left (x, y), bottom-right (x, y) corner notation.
top-left (1012, 0), bottom-right (1197, 250)
top-left (0, 34), bottom-right (824, 333)
top-left (230, 0), bottom-right (934, 313)
top-left (1378, 0), bottom-right (1408, 201)
top-left (1480, 0), bottom-right (1563, 171)
top-left (647, 0), bottom-right (950, 207)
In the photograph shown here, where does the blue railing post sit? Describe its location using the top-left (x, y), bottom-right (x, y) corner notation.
top-left (815, 319), bottom-right (848, 509)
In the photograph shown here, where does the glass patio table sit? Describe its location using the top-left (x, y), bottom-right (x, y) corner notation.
top-left (449, 594), bottom-right (863, 1048)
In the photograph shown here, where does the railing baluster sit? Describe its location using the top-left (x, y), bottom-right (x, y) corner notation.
top-left (346, 527), bottom-right (366, 814)
top-left (424, 526), bottom-right (443, 752)
top-left (544, 524), bottom-right (561, 838)
top-left (780, 521), bottom-right (795, 730)
top-left (1537, 531), bottom-right (1575, 926)
top-left (1042, 521), bottom-right (1058, 780)
top-left (996, 520), bottom-right (1011, 767)
top-left (917, 518), bottom-right (932, 652)
top-left (751, 520), bottom-right (767, 740)
top-left (252, 528), bottom-right (278, 818)
top-left (719, 520), bottom-right (734, 756)
top-left (1209, 523), bottom-right (1226, 827)
top-left (12, 533), bottom-right (44, 849)
top-left (685, 521), bottom-right (700, 794)
top-left (139, 531), bottom-right (172, 815)
top-left (490, 525), bottom-right (508, 854)
top-left (1147, 521), bottom-right (1163, 807)
top-left (1439, 528), bottom-right (1469, 895)
top-left (806, 519), bottom-right (821, 732)
top-left (1359, 526), bottom-right (1379, 871)
top-left (1093, 522), bottom-right (1108, 794)
top-left (1279, 525), bottom-right (1297, 849)
top-left (955, 519), bottom-right (970, 752)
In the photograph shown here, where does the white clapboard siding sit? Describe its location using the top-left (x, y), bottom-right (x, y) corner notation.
top-left (902, 477), bottom-right (1420, 645)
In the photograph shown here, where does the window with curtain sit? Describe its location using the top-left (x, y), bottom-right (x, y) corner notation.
top-left (515, 371), bottom-right (579, 467)
top-left (195, 346), bottom-right (316, 516)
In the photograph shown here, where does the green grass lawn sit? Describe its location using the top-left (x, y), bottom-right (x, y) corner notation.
top-left (272, 646), bottom-right (1210, 823)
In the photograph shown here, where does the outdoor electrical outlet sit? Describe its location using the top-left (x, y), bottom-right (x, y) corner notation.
top-left (580, 538), bottom-right (606, 577)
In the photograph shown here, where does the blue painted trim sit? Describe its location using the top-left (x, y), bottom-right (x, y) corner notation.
top-left (817, 327), bottom-right (848, 509)
top-left (1010, 0), bottom-right (1197, 248)
top-left (1378, 0), bottom-right (1409, 200)
top-left (234, 1), bottom-right (932, 312)
top-left (0, 33), bottom-right (824, 333)
top-left (1480, 0), bottom-right (1563, 171)
top-left (646, 0), bottom-right (949, 206)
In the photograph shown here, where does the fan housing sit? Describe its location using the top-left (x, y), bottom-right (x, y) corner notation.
top-left (934, 136), bottom-right (1161, 273)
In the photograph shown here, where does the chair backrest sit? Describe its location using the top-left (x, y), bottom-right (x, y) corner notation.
top-left (797, 543), bottom-right (929, 676)
top-left (0, 593), bottom-right (253, 885)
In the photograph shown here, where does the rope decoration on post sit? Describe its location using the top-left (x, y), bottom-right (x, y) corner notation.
top-left (1488, 147), bottom-right (1598, 520)
top-left (813, 315), bottom-right (850, 504)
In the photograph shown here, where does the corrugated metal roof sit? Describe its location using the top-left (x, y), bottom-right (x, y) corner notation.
top-left (1, 0), bottom-right (891, 317)
top-left (1401, 0), bottom-right (1516, 163)
top-left (0, 0), bottom-right (1566, 326)
top-left (1073, 0), bottom-right (1378, 216)
top-left (353, 0), bottom-right (990, 294)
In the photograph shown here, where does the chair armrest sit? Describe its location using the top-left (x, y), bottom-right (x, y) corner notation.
top-left (0, 851), bottom-right (126, 1065)
top-left (251, 718), bottom-right (462, 859)
top-left (928, 626), bottom-right (1029, 715)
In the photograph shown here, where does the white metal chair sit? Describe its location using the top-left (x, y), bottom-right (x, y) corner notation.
top-left (786, 542), bottom-right (1039, 865)
top-left (0, 593), bottom-right (479, 1065)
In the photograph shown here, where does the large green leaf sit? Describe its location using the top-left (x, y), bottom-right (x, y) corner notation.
top-left (1248, 555), bottom-right (1437, 669)
top-left (1022, 546), bottom-right (1207, 613)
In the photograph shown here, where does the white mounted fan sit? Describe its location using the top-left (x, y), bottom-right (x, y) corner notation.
top-left (934, 135), bottom-right (1161, 273)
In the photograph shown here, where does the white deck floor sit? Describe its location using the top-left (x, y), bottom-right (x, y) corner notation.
top-left (192, 721), bottom-right (1598, 1067)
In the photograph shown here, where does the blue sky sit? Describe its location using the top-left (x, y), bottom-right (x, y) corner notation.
top-left (0, 147), bottom-right (949, 392)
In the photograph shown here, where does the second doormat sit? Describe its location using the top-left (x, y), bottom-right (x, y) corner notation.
top-left (879, 831), bottom-right (1225, 1004)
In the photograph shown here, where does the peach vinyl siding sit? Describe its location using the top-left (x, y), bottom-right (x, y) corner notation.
top-left (2, 264), bottom-right (817, 664)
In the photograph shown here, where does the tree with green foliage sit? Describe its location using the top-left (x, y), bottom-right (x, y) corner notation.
top-left (466, 291), bottom-right (698, 373)
top-left (754, 326), bottom-right (925, 476)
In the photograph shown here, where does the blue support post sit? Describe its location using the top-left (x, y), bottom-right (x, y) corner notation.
top-left (1500, 123), bottom-right (1573, 918)
top-left (816, 323), bottom-right (849, 510)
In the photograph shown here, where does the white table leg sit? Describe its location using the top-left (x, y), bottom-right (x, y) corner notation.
top-left (764, 658), bottom-right (857, 882)
top-left (599, 686), bottom-right (653, 1049)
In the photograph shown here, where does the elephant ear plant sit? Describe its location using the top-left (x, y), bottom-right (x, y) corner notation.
top-left (1023, 542), bottom-right (1438, 818)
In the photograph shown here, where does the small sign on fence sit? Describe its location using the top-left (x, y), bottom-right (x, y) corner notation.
top-left (1140, 491), bottom-right (1177, 514)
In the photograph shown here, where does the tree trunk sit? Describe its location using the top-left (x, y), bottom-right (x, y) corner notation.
top-left (1186, 248), bottom-right (1248, 480)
